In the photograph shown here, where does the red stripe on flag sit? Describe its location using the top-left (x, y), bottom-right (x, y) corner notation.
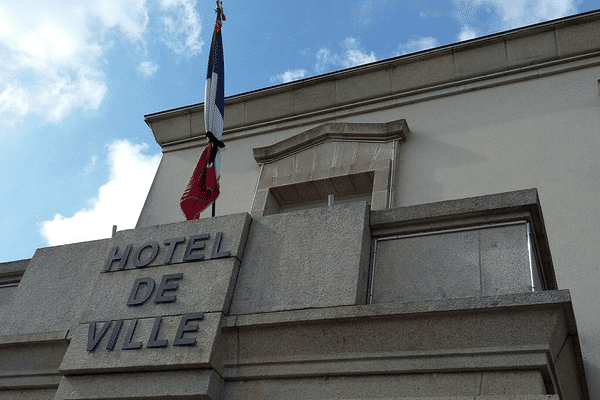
top-left (180, 143), bottom-right (220, 220)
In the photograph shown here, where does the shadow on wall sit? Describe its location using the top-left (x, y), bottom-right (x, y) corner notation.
top-left (396, 130), bottom-right (490, 206)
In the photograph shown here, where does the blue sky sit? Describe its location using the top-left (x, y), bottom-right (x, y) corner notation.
top-left (1, 0), bottom-right (598, 262)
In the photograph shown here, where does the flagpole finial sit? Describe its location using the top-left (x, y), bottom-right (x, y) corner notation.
top-left (215, 0), bottom-right (226, 25)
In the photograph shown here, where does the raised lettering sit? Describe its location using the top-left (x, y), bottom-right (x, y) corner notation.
top-left (173, 312), bottom-right (204, 346)
top-left (146, 316), bottom-right (168, 348)
top-left (182, 234), bottom-right (209, 262)
top-left (121, 319), bottom-right (143, 350)
top-left (87, 320), bottom-right (111, 351)
top-left (163, 237), bottom-right (186, 264)
top-left (106, 319), bottom-right (123, 350)
top-left (133, 241), bottom-right (159, 268)
top-left (103, 245), bottom-right (132, 272)
top-left (127, 277), bottom-right (155, 306)
top-left (154, 273), bottom-right (183, 303)
top-left (210, 232), bottom-right (230, 259)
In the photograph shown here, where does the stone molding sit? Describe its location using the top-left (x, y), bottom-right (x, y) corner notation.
top-left (250, 120), bottom-right (408, 217)
top-left (252, 120), bottom-right (408, 164)
top-left (144, 12), bottom-right (600, 148)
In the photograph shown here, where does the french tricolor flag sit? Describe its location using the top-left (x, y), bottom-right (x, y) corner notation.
top-left (180, 1), bottom-right (226, 220)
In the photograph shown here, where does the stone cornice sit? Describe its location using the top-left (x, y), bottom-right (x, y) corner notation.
top-left (252, 119), bottom-right (408, 164)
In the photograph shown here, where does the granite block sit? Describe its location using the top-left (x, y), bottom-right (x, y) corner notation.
top-left (480, 224), bottom-right (532, 296)
top-left (224, 373), bottom-right (482, 399)
top-left (556, 18), bottom-right (600, 57)
top-left (335, 68), bottom-right (391, 105)
top-left (224, 99), bottom-right (245, 129)
top-left (0, 389), bottom-right (59, 400)
top-left (480, 371), bottom-right (547, 395)
top-left (55, 369), bottom-right (224, 399)
top-left (554, 336), bottom-right (587, 400)
top-left (453, 40), bottom-right (507, 79)
top-left (0, 240), bottom-right (110, 336)
top-left (372, 230), bottom-right (481, 303)
top-left (80, 258), bottom-right (240, 323)
top-left (59, 312), bottom-right (222, 374)
top-left (506, 30), bottom-right (557, 67)
top-left (391, 52), bottom-right (455, 93)
top-left (229, 201), bottom-right (371, 314)
top-left (245, 90), bottom-right (294, 125)
top-left (293, 81), bottom-right (336, 115)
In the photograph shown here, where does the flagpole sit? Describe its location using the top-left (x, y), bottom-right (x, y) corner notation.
top-left (179, 0), bottom-right (225, 221)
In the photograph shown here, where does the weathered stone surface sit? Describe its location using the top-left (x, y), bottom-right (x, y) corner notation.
top-left (480, 371), bottom-right (547, 395)
top-left (556, 17), bottom-right (600, 57)
top-left (0, 240), bottom-right (109, 336)
top-left (60, 312), bottom-right (221, 374)
top-left (55, 369), bottom-right (223, 400)
top-left (229, 202), bottom-right (371, 314)
top-left (480, 224), bottom-right (532, 296)
top-left (454, 40), bottom-right (507, 79)
top-left (244, 89), bottom-right (294, 125)
top-left (373, 230), bottom-right (481, 303)
top-left (80, 258), bottom-right (240, 323)
top-left (506, 30), bottom-right (557, 67)
top-left (391, 52), bottom-right (455, 93)
top-left (0, 331), bottom-right (67, 394)
top-left (0, 389), bottom-right (60, 400)
top-left (372, 222), bottom-right (534, 303)
top-left (224, 373), bottom-right (483, 399)
top-left (370, 189), bottom-right (557, 292)
top-left (216, 290), bottom-right (582, 399)
top-left (293, 81), bottom-right (336, 115)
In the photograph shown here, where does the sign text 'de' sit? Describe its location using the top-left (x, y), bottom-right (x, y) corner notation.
top-left (87, 272), bottom-right (205, 352)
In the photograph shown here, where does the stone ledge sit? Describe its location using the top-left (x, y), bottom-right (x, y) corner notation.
top-left (0, 259), bottom-right (29, 283)
top-left (224, 290), bottom-right (572, 328)
top-left (322, 396), bottom-right (559, 400)
top-left (55, 369), bottom-right (224, 400)
top-left (370, 188), bottom-right (556, 291)
top-left (0, 330), bottom-right (67, 346)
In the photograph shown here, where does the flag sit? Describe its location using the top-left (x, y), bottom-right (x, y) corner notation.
top-left (180, 1), bottom-right (226, 220)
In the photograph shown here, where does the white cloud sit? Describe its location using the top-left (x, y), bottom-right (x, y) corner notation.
top-left (137, 61), bottom-right (159, 77)
top-left (453, 0), bottom-right (578, 31)
top-left (0, 0), bottom-right (203, 125)
top-left (271, 69), bottom-right (307, 84)
top-left (158, 0), bottom-right (203, 57)
top-left (39, 140), bottom-right (161, 246)
top-left (315, 37), bottom-right (376, 74)
top-left (396, 37), bottom-right (440, 56)
top-left (458, 25), bottom-right (478, 41)
top-left (83, 155), bottom-right (98, 175)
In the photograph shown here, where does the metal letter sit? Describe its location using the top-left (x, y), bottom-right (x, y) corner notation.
top-left (87, 320), bottom-right (111, 351)
top-left (163, 237), bottom-right (186, 264)
top-left (173, 312), bottom-right (204, 346)
top-left (146, 315), bottom-right (168, 348)
top-left (182, 234), bottom-right (209, 262)
top-left (133, 241), bottom-right (159, 268)
top-left (126, 277), bottom-right (156, 306)
top-left (102, 244), bottom-right (132, 272)
top-left (154, 273), bottom-right (183, 303)
top-left (106, 319), bottom-right (123, 350)
top-left (121, 319), bottom-right (143, 350)
top-left (210, 232), bottom-right (230, 259)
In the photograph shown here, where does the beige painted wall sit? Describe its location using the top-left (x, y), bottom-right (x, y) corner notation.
top-left (139, 55), bottom-right (600, 398)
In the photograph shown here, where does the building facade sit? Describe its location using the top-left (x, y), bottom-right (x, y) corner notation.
top-left (1, 9), bottom-right (599, 400)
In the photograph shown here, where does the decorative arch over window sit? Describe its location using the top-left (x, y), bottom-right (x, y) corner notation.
top-left (250, 119), bottom-right (409, 217)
